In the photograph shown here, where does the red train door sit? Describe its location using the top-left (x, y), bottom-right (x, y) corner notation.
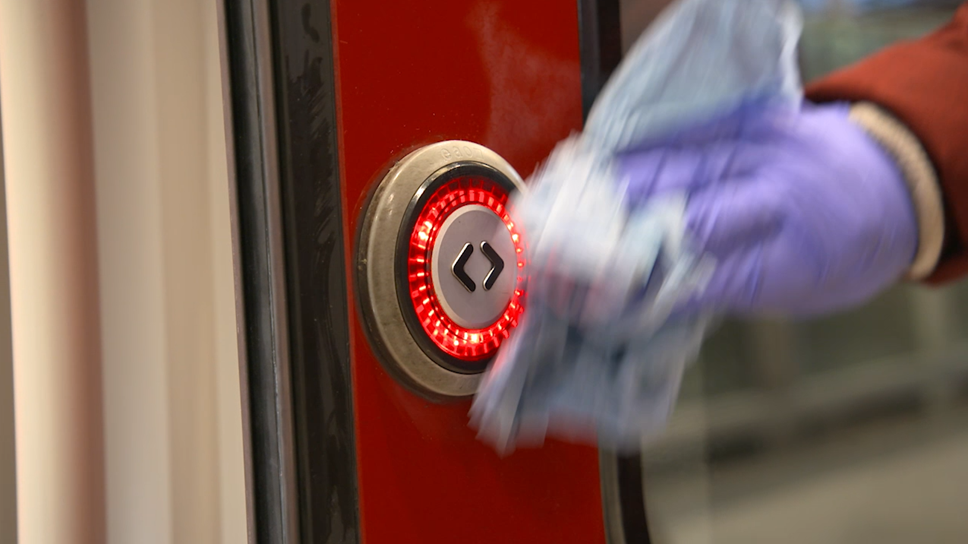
top-left (222, 0), bottom-right (647, 541)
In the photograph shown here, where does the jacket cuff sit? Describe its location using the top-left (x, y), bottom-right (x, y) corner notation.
top-left (848, 102), bottom-right (944, 281)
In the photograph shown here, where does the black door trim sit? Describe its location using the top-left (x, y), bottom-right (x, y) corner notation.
top-left (223, 0), bottom-right (360, 542)
top-left (223, 0), bottom-right (300, 542)
top-left (578, 0), bottom-right (624, 119)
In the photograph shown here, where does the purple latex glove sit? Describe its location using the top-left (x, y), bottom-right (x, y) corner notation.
top-left (618, 102), bottom-right (918, 318)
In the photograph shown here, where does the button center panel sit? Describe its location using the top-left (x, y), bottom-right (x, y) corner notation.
top-left (431, 204), bottom-right (517, 329)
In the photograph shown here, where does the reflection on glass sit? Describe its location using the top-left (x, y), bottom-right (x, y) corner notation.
top-left (617, 1), bottom-right (968, 543)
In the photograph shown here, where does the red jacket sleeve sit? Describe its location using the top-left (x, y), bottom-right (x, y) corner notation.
top-left (806, 3), bottom-right (968, 284)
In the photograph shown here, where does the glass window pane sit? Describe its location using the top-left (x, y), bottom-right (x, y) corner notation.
top-left (617, 2), bottom-right (968, 542)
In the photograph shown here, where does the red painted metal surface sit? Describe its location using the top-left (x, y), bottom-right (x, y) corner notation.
top-left (332, 1), bottom-right (606, 543)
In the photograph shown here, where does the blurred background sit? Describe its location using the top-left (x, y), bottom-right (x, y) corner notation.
top-left (0, 0), bottom-right (966, 543)
top-left (621, 1), bottom-right (968, 543)
top-left (0, 1), bottom-right (245, 543)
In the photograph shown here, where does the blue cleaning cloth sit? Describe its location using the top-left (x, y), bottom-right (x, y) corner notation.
top-left (469, 0), bottom-right (804, 455)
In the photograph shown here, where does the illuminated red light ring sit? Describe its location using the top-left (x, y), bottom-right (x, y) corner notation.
top-left (406, 176), bottom-right (526, 361)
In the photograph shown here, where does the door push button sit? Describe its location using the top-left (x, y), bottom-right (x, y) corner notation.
top-left (357, 141), bottom-right (527, 400)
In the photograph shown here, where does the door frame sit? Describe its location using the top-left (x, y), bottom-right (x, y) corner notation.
top-left (220, 0), bottom-right (647, 542)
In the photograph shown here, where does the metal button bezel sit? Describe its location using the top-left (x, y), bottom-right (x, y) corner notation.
top-left (356, 141), bottom-right (525, 400)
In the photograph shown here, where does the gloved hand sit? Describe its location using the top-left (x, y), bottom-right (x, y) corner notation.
top-left (617, 101), bottom-right (918, 318)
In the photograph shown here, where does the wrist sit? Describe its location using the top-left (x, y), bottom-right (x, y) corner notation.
top-left (848, 102), bottom-right (944, 281)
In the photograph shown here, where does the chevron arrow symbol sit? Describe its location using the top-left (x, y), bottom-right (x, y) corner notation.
top-left (451, 243), bottom-right (476, 293)
top-left (480, 241), bottom-right (504, 291)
